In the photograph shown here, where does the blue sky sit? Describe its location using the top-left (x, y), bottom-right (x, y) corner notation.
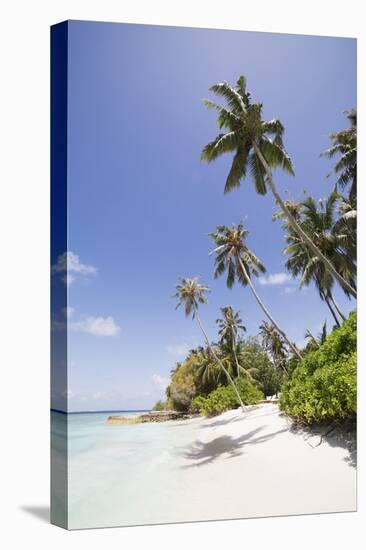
top-left (53, 21), bottom-right (356, 412)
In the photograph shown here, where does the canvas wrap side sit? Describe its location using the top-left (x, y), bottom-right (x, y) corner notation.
top-left (50, 20), bottom-right (68, 530)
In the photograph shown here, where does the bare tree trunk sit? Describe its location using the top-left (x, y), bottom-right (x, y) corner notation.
top-left (237, 256), bottom-right (303, 361)
top-left (253, 142), bottom-right (357, 299)
top-left (195, 313), bottom-right (246, 412)
top-left (328, 291), bottom-right (347, 322)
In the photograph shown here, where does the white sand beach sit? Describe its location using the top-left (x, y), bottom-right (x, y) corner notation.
top-left (173, 403), bottom-right (356, 521)
top-left (66, 403), bottom-right (356, 529)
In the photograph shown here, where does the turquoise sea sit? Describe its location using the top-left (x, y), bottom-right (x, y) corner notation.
top-left (52, 409), bottom-right (204, 529)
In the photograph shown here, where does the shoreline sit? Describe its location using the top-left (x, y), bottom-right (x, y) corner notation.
top-left (105, 400), bottom-right (280, 425)
top-left (67, 402), bottom-right (356, 529)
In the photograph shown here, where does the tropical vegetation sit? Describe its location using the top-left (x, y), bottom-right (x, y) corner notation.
top-left (152, 75), bottom-right (356, 426)
top-left (279, 312), bottom-right (356, 424)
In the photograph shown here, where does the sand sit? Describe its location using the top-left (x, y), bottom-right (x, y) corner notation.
top-left (67, 403), bottom-right (356, 528)
top-left (172, 402), bottom-right (357, 521)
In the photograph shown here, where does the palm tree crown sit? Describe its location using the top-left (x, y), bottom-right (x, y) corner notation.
top-left (216, 305), bottom-right (247, 378)
top-left (322, 109), bottom-right (357, 202)
top-left (216, 306), bottom-right (246, 345)
top-left (201, 75), bottom-right (295, 194)
top-left (259, 321), bottom-right (288, 370)
top-left (174, 277), bottom-right (210, 318)
top-left (281, 193), bottom-right (356, 298)
top-left (209, 222), bottom-right (302, 361)
top-left (209, 222), bottom-right (266, 288)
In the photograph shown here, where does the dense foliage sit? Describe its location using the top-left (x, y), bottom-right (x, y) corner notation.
top-left (153, 337), bottom-right (278, 414)
top-left (191, 378), bottom-right (264, 416)
top-left (279, 312), bottom-right (356, 424)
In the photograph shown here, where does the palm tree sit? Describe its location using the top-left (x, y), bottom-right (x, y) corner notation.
top-left (201, 76), bottom-right (356, 298)
top-left (209, 222), bottom-right (302, 360)
top-left (280, 193), bottom-right (354, 325)
top-left (259, 321), bottom-right (288, 374)
top-left (322, 109), bottom-right (357, 202)
top-left (333, 195), bottom-right (356, 266)
top-left (216, 306), bottom-right (246, 377)
top-left (305, 321), bottom-right (327, 349)
top-left (174, 277), bottom-right (246, 411)
top-left (191, 346), bottom-right (225, 393)
top-left (304, 328), bottom-right (320, 349)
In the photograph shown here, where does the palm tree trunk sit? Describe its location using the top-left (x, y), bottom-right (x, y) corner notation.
top-left (232, 338), bottom-right (241, 378)
top-left (237, 256), bottom-right (303, 361)
top-left (275, 358), bottom-right (289, 375)
top-left (328, 291), bottom-right (347, 322)
top-left (195, 313), bottom-right (246, 412)
top-left (323, 293), bottom-right (341, 327)
top-left (253, 142), bottom-right (357, 299)
top-left (315, 276), bottom-right (341, 328)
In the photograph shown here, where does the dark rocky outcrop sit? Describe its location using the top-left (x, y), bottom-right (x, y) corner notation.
top-left (106, 410), bottom-right (192, 425)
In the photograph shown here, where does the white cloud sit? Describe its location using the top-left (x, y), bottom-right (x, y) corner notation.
top-left (52, 251), bottom-right (97, 285)
top-left (52, 251), bottom-right (97, 275)
top-left (166, 343), bottom-right (190, 358)
top-left (70, 316), bottom-right (120, 336)
top-left (152, 374), bottom-right (169, 390)
top-left (258, 273), bottom-right (292, 286)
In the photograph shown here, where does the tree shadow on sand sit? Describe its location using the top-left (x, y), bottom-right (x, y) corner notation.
top-left (325, 430), bottom-right (357, 468)
top-left (289, 421), bottom-right (357, 468)
top-left (179, 427), bottom-right (288, 468)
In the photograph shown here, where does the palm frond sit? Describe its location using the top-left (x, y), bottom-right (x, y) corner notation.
top-left (248, 151), bottom-right (267, 195)
top-left (201, 131), bottom-right (239, 162)
top-left (224, 145), bottom-right (250, 193)
top-left (259, 137), bottom-right (295, 175)
top-left (209, 81), bottom-right (246, 114)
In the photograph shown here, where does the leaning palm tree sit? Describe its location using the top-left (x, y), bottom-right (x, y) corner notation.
top-left (280, 193), bottom-right (354, 325)
top-left (216, 306), bottom-right (246, 377)
top-left (259, 321), bottom-right (288, 374)
top-left (322, 109), bottom-right (357, 202)
top-left (305, 321), bottom-right (327, 349)
top-left (304, 328), bottom-right (320, 349)
top-left (201, 76), bottom-right (356, 298)
top-left (209, 223), bottom-right (302, 360)
top-left (174, 277), bottom-right (246, 411)
top-left (333, 195), bottom-right (356, 265)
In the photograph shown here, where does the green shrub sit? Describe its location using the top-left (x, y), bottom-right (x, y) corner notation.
top-left (169, 361), bottom-right (197, 411)
top-left (192, 378), bottom-right (264, 416)
top-left (279, 312), bottom-right (356, 424)
top-left (253, 361), bottom-right (283, 397)
top-left (235, 377), bottom-right (265, 404)
top-left (152, 400), bottom-right (166, 411)
top-left (190, 395), bottom-right (208, 414)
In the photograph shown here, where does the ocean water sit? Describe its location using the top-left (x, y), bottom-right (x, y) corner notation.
top-left (53, 410), bottom-right (205, 529)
